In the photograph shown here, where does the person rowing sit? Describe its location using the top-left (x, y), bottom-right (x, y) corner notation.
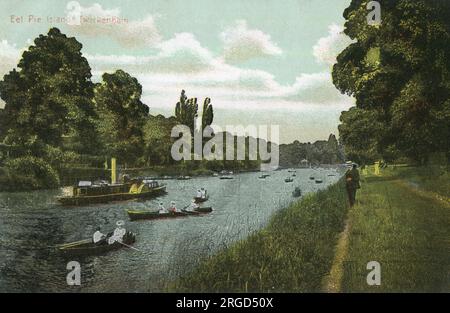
top-left (108, 220), bottom-right (126, 245)
top-left (93, 227), bottom-right (107, 245)
top-left (168, 201), bottom-right (178, 213)
top-left (158, 202), bottom-right (168, 214)
top-left (184, 199), bottom-right (200, 212)
top-left (200, 188), bottom-right (207, 199)
top-left (196, 189), bottom-right (202, 198)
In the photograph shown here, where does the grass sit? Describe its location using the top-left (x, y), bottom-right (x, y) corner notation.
top-left (169, 180), bottom-right (349, 292)
top-left (168, 165), bottom-right (449, 292)
top-left (341, 166), bottom-right (450, 292)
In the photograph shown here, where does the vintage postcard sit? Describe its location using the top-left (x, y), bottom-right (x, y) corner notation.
top-left (0, 0), bottom-right (448, 300)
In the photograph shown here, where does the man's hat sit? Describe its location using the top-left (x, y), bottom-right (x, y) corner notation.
top-left (116, 220), bottom-right (125, 227)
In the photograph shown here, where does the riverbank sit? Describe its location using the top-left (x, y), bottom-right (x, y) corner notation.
top-left (169, 179), bottom-right (349, 292)
top-left (336, 165), bottom-right (449, 292)
top-left (170, 165), bottom-right (449, 292)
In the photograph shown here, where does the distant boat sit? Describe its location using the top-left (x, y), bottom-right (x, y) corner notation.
top-left (219, 175), bottom-right (234, 180)
top-left (258, 174), bottom-right (270, 179)
top-left (194, 195), bottom-right (209, 203)
top-left (285, 177), bottom-right (294, 183)
top-left (309, 176), bottom-right (315, 180)
top-left (315, 179), bottom-right (323, 184)
top-left (177, 176), bottom-right (191, 180)
top-left (292, 187), bottom-right (302, 197)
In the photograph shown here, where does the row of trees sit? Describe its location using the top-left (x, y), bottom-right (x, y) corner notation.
top-left (334, 0), bottom-right (450, 165)
top-left (0, 28), bottom-right (264, 190)
top-left (279, 134), bottom-right (345, 167)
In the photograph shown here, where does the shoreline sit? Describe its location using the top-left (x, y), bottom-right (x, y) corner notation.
top-left (168, 165), bottom-right (449, 292)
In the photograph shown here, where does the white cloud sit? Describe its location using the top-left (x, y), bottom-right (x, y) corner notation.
top-left (87, 32), bottom-right (216, 73)
top-left (313, 24), bottom-right (353, 65)
top-left (282, 72), bottom-right (349, 103)
top-left (0, 40), bottom-right (22, 108)
top-left (220, 20), bottom-right (282, 63)
top-left (66, 2), bottom-right (161, 48)
top-left (0, 40), bottom-right (20, 77)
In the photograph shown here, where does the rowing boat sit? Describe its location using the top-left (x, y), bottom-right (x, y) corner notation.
top-left (58, 232), bottom-right (136, 256)
top-left (194, 196), bottom-right (209, 203)
top-left (182, 207), bottom-right (213, 214)
top-left (292, 187), bottom-right (302, 197)
top-left (127, 209), bottom-right (188, 221)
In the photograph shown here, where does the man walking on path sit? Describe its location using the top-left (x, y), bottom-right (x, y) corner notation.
top-left (345, 163), bottom-right (360, 206)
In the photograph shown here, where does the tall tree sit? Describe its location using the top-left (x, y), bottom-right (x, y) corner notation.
top-left (333, 0), bottom-right (450, 164)
top-left (201, 97), bottom-right (214, 132)
top-left (175, 90), bottom-right (198, 136)
top-left (0, 27), bottom-right (98, 155)
top-left (94, 70), bottom-right (149, 166)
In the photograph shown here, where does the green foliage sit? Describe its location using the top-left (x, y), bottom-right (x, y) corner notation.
top-left (0, 28), bottom-right (98, 154)
top-left (333, 0), bottom-right (450, 163)
top-left (143, 114), bottom-right (178, 166)
top-left (279, 134), bottom-right (344, 166)
top-left (4, 156), bottom-right (60, 190)
top-left (94, 70), bottom-right (149, 167)
top-left (201, 97), bottom-right (214, 132)
top-left (175, 90), bottom-right (198, 135)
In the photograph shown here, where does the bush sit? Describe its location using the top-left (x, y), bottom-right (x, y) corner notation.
top-left (4, 156), bottom-right (60, 190)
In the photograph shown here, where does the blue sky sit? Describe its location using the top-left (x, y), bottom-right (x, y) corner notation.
top-left (0, 0), bottom-right (354, 143)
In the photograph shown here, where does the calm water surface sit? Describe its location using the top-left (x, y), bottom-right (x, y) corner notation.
top-left (0, 168), bottom-right (341, 292)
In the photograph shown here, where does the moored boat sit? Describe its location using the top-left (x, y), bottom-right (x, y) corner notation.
top-left (315, 179), bottom-right (323, 183)
top-left (58, 231), bottom-right (136, 256)
top-left (57, 180), bottom-right (166, 206)
top-left (284, 177), bottom-right (293, 183)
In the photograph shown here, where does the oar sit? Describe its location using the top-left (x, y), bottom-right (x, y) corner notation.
top-left (116, 241), bottom-right (141, 252)
top-left (56, 239), bottom-right (92, 248)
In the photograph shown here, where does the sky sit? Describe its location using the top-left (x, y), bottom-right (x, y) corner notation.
top-left (0, 0), bottom-right (355, 144)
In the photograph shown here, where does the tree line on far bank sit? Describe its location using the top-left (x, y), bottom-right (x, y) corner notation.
top-left (0, 28), bottom-right (263, 191)
top-left (279, 134), bottom-right (345, 167)
top-left (334, 0), bottom-right (450, 166)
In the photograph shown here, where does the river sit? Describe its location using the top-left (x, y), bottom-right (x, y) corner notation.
top-left (0, 168), bottom-right (341, 292)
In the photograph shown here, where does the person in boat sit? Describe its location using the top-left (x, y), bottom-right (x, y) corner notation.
top-left (345, 163), bottom-right (361, 207)
top-left (158, 202), bottom-right (168, 214)
top-left (196, 189), bottom-right (202, 199)
top-left (200, 188), bottom-right (207, 199)
top-left (185, 199), bottom-right (199, 212)
top-left (108, 220), bottom-right (127, 245)
top-left (168, 201), bottom-right (178, 213)
top-left (93, 227), bottom-right (107, 245)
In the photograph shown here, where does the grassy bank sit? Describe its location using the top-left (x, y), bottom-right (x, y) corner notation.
top-left (340, 166), bottom-right (449, 292)
top-left (170, 180), bottom-right (349, 292)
